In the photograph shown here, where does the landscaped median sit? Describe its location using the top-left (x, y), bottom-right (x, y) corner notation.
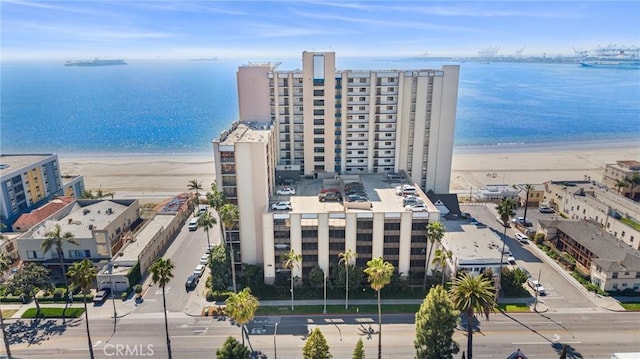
top-left (199, 302), bottom-right (532, 316)
top-left (21, 307), bottom-right (85, 319)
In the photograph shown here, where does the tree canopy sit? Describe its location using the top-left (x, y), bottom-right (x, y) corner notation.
top-left (216, 336), bottom-right (250, 359)
top-left (303, 328), bottom-right (332, 359)
top-left (414, 285), bottom-right (460, 359)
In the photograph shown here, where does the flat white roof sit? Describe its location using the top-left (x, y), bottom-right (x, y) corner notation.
top-left (115, 214), bottom-right (174, 264)
top-left (441, 221), bottom-right (504, 263)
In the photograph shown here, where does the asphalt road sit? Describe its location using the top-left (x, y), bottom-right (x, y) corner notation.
top-left (5, 311), bottom-right (640, 358)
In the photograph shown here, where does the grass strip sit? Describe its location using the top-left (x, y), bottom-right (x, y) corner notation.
top-left (21, 307), bottom-right (85, 318)
top-left (620, 302), bottom-right (640, 311)
top-left (497, 303), bottom-right (530, 312)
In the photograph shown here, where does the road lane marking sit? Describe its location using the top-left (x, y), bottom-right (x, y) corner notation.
top-left (512, 341), bottom-right (582, 345)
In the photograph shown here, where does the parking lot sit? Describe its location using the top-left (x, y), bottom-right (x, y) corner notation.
top-left (460, 203), bottom-right (598, 310)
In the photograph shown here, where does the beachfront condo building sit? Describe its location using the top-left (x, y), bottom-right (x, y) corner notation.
top-left (213, 51), bottom-right (460, 283)
top-left (236, 51), bottom-right (460, 193)
top-left (0, 154), bottom-right (84, 231)
top-left (602, 160), bottom-right (640, 201)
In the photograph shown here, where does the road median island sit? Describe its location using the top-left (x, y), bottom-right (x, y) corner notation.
top-left (21, 307), bottom-right (85, 318)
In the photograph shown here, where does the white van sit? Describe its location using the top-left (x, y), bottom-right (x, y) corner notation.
top-left (188, 218), bottom-right (198, 231)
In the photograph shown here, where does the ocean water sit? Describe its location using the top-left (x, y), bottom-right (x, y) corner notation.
top-left (1, 58), bottom-right (639, 155)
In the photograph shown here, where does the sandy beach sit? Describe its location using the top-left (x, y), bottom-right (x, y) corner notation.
top-left (58, 142), bottom-right (639, 202)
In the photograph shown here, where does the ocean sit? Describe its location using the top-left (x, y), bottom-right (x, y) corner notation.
top-left (1, 58), bottom-right (639, 155)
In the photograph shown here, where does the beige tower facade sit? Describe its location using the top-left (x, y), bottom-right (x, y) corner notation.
top-left (236, 51), bottom-right (460, 193)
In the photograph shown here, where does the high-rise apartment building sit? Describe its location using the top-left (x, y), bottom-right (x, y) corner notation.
top-left (1, 154), bottom-right (84, 230)
top-left (237, 51), bottom-right (460, 193)
top-left (214, 52), bottom-right (460, 283)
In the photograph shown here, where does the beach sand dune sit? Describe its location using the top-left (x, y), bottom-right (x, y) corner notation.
top-left (59, 143), bottom-right (639, 201)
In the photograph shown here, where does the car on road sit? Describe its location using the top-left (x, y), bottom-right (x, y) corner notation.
top-left (193, 264), bottom-right (206, 277)
top-left (200, 254), bottom-right (210, 265)
top-left (405, 203), bottom-right (427, 212)
top-left (276, 188), bottom-right (296, 195)
top-left (271, 201), bottom-right (292, 210)
top-left (188, 218), bottom-right (198, 231)
top-left (474, 222), bottom-right (487, 229)
top-left (515, 233), bottom-right (529, 243)
top-left (507, 255), bottom-right (517, 264)
top-left (93, 288), bottom-right (110, 304)
top-left (539, 206), bottom-right (555, 213)
top-left (527, 279), bottom-right (546, 295)
top-left (185, 274), bottom-right (199, 291)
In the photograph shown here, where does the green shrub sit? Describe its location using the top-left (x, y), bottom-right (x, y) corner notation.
top-left (126, 262), bottom-right (142, 287)
top-left (52, 287), bottom-right (66, 300)
top-left (134, 284), bottom-right (143, 294)
top-left (21, 307), bottom-right (84, 318)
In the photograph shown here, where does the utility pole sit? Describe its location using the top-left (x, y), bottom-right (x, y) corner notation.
top-left (323, 272), bottom-right (327, 315)
top-left (273, 322), bottom-right (278, 359)
top-left (109, 262), bottom-right (118, 333)
top-left (534, 269), bottom-right (542, 312)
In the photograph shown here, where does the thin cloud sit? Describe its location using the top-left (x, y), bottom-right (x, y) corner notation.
top-left (4, 20), bottom-right (173, 41)
top-left (377, 3), bottom-right (589, 18)
top-left (235, 22), bottom-right (356, 38)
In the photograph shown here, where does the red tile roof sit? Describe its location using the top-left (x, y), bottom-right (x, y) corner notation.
top-left (13, 196), bottom-right (75, 231)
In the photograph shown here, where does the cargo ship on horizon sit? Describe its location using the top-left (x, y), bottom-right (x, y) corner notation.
top-left (580, 46), bottom-right (640, 69)
top-left (64, 58), bottom-right (127, 66)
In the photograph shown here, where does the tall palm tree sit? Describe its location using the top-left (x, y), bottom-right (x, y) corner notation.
top-left (449, 273), bottom-right (495, 359)
top-left (423, 221), bottom-right (446, 289)
top-left (338, 249), bottom-right (357, 309)
top-left (67, 259), bottom-right (97, 359)
top-left (521, 184), bottom-right (534, 228)
top-left (615, 179), bottom-right (627, 195)
top-left (219, 203), bottom-right (240, 293)
top-left (626, 173), bottom-right (640, 200)
top-left (282, 249), bottom-right (302, 311)
top-left (432, 248), bottom-right (453, 285)
top-left (43, 223), bottom-right (79, 317)
top-left (187, 179), bottom-right (204, 212)
top-left (196, 211), bottom-right (217, 248)
top-left (495, 198), bottom-right (516, 296)
top-left (150, 258), bottom-right (175, 359)
top-left (207, 182), bottom-right (227, 243)
top-left (363, 257), bottom-right (394, 359)
top-left (225, 288), bottom-right (260, 345)
top-left (0, 252), bottom-right (12, 358)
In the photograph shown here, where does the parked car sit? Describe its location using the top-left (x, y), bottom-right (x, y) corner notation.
top-left (403, 196), bottom-right (424, 206)
top-left (278, 178), bottom-right (295, 186)
top-left (539, 206), bottom-right (555, 213)
top-left (271, 201), bottom-right (292, 210)
top-left (193, 264), bottom-right (206, 277)
top-left (319, 191), bottom-right (342, 202)
top-left (396, 185), bottom-right (417, 196)
top-left (185, 274), bottom-right (199, 291)
top-left (515, 233), bottom-right (529, 243)
top-left (527, 279), bottom-right (546, 295)
top-left (199, 254), bottom-right (210, 265)
top-left (405, 203), bottom-right (427, 212)
top-left (93, 288), bottom-right (110, 304)
top-left (188, 218), bottom-right (198, 231)
top-left (276, 187), bottom-right (296, 195)
top-left (386, 172), bottom-right (404, 181)
top-left (507, 255), bottom-right (517, 264)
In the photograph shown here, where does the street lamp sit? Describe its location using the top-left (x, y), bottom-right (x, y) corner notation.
top-left (108, 262), bottom-right (118, 333)
top-left (323, 272), bottom-right (327, 315)
top-left (273, 322), bottom-right (279, 359)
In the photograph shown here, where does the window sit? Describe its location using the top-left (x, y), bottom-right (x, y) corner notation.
top-left (69, 249), bottom-right (90, 259)
top-left (612, 272), bottom-right (618, 278)
top-left (26, 250), bottom-right (41, 259)
top-left (314, 89), bottom-right (324, 96)
top-left (314, 109), bottom-right (324, 116)
top-left (313, 138), bottom-right (325, 144)
top-left (313, 128), bottom-right (325, 135)
top-left (359, 97), bottom-right (366, 101)
top-left (313, 99), bottom-right (324, 106)
top-left (359, 88), bottom-right (366, 93)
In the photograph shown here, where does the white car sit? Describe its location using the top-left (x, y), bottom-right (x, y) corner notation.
top-left (193, 264), bottom-right (206, 277)
top-left (276, 188), bottom-right (296, 195)
top-left (515, 233), bottom-right (529, 243)
top-left (271, 201), bottom-right (292, 210)
top-left (507, 255), bottom-right (517, 264)
top-left (405, 203), bottom-right (427, 212)
top-left (528, 279), bottom-right (546, 295)
top-left (199, 254), bottom-right (210, 265)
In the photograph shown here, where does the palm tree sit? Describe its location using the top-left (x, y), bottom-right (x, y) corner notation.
top-left (196, 210), bottom-right (217, 248)
top-left (626, 173), bottom-right (640, 200)
top-left (495, 198), bottom-right (516, 296)
top-left (338, 249), bottom-right (356, 309)
top-left (43, 223), bottom-right (79, 317)
top-left (363, 257), bottom-right (394, 359)
top-left (0, 252), bottom-right (12, 358)
top-left (615, 178), bottom-right (627, 195)
top-left (207, 182), bottom-right (227, 243)
top-left (282, 249), bottom-right (302, 311)
top-left (423, 221), bottom-right (446, 289)
top-left (150, 258), bottom-right (175, 359)
top-left (432, 248), bottom-right (453, 285)
top-left (67, 259), bottom-right (97, 359)
top-left (187, 179), bottom-right (204, 211)
top-left (225, 288), bottom-right (259, 345)
top-left (219, 203), bottom-right (240, 293)
top-left (521, 184), bottom-right (534, 228)
top-left (449, 273), bottom-right (495, 359)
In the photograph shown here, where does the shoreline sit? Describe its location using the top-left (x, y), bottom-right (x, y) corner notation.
top-left (55, 140), bottom-right (639, 200)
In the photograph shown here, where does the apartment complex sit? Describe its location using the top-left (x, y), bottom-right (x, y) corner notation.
top-left (539, 219), bottom-right (640, 292)
top-left (0, 154), bottom-right (84, 230)
top-left (214, 51), bottom-right (461, 283)
top-left (236, 51), bottom-right (460, 193)
top-left (543, 180), bottom-right (640, 250)
top-left (602, 160), bottom-right (640, 201)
